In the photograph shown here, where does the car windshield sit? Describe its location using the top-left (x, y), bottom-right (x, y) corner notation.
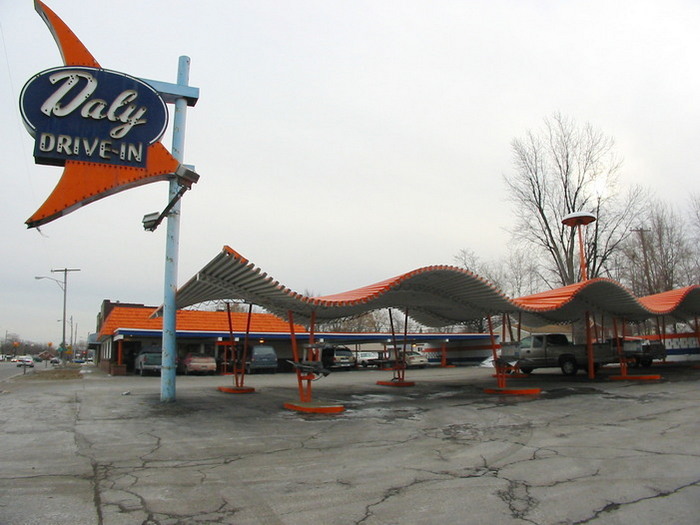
top-left (189, 356), bottom-right (213, 362)
top-left (335, 349), bottom-right (352, 357)
top-left (254, 347), bottom-right (275, 357)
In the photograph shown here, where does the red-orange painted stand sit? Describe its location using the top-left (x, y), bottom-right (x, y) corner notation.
top-left (484, 315), bottom-right (541, 396)
top-left (285, 311), bottom-right (344, 413)
top-left (218, 303), bottom-right (255, 394)
top-left (377, 309), bottom-right (415, 387)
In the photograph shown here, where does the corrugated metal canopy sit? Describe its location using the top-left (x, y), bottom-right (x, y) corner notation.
top-left (174, 246), bottom-right (700, 327)
top-left (511, 280), bottom-right (700, 323)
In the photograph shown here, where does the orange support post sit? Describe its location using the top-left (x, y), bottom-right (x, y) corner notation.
top-left (240, 304), bottom-right (253, 383)
top-left (616, 318), bottom-right (628, 376)
top-left (489, 315), bottom-right (505, 388)
top-left (377, 308), bottom-right (414, 387)
top-left (608, 317), bottom-right (661, 382)
top-left (484, 314), bottom-right (540, 396)
top-left (501, 314), bottom-right (506, 345)
top-left (586, 311), bottom-right (595, 379)
top-left (218, 302), bottom-right (255, 394)
top-left (440, 340), bottom-right (454, 368)
top-left (289, 310), bottom-right (309, 402)
top-left (284, 310), bottom-right (343, 413)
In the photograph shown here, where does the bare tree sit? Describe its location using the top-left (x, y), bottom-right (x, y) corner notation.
top-left (690, 193), bottom-right (700, 243)
top-left (505, 113), bottom-right (643, 286)
top-left (316, 311), bottom-right (390, 333)
top-left (619, 201), bottom-right (697, 295)
top-left (453, 247), bottom-right (543, 297)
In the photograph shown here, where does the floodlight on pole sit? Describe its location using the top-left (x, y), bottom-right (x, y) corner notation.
top-left (562, 211), bottom-right (596, 281)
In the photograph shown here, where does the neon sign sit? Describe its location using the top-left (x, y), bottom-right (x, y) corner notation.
top-left (21, 66), bottom-right (168, 168)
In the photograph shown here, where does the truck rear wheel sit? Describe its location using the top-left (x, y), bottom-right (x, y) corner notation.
top-left (519, 367), bottom-right (533, 375)
top-left (560, 357), bottom-right (578, 376)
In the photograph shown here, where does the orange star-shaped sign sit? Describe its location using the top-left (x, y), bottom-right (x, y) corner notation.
top-left (20, 1), bottom-right (188, 228)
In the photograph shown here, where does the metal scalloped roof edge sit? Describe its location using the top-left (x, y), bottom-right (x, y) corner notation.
top-left (171, 246), bottom-right (700, 326)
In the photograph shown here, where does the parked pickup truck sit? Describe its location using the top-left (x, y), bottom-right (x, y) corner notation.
top-left (608, 337), bottom-right (666, 368)
top-left (500, 333), bottom-right (618, 376)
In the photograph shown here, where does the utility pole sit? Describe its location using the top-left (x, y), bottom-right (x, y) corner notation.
top-left (50, 268), bottom-right (81, 359)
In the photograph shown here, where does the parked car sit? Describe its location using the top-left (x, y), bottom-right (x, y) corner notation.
top-left (321, 346), bottom-right (356, 370)
top-left (50, 357), bottom-right (60, 364)
top-left (179, 354), bottom-right (216, 375)
top-left (16, 356), bottom-right (34, 367)
top-left (245, 345), bottom-right (278, 374)
top-left (356, 351), bottom-right (380, 367)
top-left (500, 333), bottom-right (618, 376)
top-left (404, 351), bottom-right (429, 368)
top-left (134, 350), bottom-right (162, 376)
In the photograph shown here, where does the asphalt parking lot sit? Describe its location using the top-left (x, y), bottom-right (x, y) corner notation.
top-left (1, 363), bottom-right (700, 525)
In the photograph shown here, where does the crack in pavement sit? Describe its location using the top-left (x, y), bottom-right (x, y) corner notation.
top-left (571, 477), bottom-right (700, 524)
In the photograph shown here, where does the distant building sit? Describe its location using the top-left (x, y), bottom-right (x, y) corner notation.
top-left (95, 300), bottom-right (494, 375)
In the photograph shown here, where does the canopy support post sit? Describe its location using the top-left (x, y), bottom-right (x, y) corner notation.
top-left (613, 317), bottom-right (627, 377)
top-left (284, 310), bottom-right (343, 413)
top-left (241, 303), bottom-right (253, 386)
top-left (489, 315), bottom-right (506, 389)
top-left (217, 302), bottom-right (255, 394)
top-left (440, 339), bottom-right (454, 367)
top-left (484, 314), bottom-right (541, 395)
top-left (377, 308), bottom-right (414, 387)
top-left (586, 311), bottom-right (595, 379)
top-left (609, 317), bottom-right (662, 381)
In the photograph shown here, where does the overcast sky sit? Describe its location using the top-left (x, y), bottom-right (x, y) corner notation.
top-left (1, 0), bottom-right (698, 344)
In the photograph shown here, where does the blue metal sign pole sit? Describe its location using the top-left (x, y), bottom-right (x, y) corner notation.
top-left (161, 56), bottom-right (192, 402)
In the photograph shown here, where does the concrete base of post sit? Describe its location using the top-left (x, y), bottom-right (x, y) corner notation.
top-left (484, 387), bottom-right (541, 395)
top-left (376, 380), bottom-right (415, 387)
top-left (217, 386), bottom-right (255, 394)
top-left (283, 401), bottom-right (344, 414)
top-left (608, 375), bottom-right (661, 381)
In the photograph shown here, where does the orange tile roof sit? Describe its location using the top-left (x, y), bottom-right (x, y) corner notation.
top-left (99, 306), bottom-right (304, 338)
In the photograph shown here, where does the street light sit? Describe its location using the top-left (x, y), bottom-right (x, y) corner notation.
top-left (35, 268), bottom-right (80, 359)
top-left (561, 211), bottom-right (596, 379)
top-left (562, 211), bottom-right (596, 281)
